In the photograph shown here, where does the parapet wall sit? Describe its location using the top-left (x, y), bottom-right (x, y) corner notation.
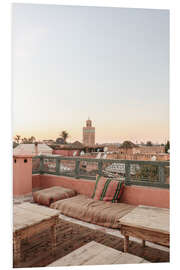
top-left (32, 174), bottom-right (169, 208)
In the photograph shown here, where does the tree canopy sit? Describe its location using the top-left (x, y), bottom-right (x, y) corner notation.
top-left (14, 135), bottom-right (21, 144)
top-left (21, 136), bottom-right (36, 144)
top-left (120, 141), bottom-right (137, 149)
top-left (146, 141), bottom-right (153, 146)
top-left (165, 140), bottom-right (170, 153)
top-left (14, 135), bottom-right (36, 144)
top-left (59, 130), bottom-right (69, 144)
top-left (56, 137), bottom-right (65, 144)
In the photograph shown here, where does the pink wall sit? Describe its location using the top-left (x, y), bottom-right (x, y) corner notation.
top-left (13, 155), bottom-right (32, 196)
top-left (32, 174), bottom-right (41, 189)
top-left (32, 174), bottom-right (169, 208)
top-left (36, 174), bottom-right (95, 197)
top-left (120, 185), bottom-right (169, 208)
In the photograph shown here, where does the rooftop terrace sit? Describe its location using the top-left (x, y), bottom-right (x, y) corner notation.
top-left (13, 155), bottom-right (170, 267)
top-left (13, 194), bottom-right (169, 268)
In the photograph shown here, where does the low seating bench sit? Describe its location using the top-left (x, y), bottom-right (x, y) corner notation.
top-left (50, 194), bottom-right (135, 229)
top-left (32, 186), bottom-right (170, 253)
top-left (33, 186), bottom-right (135, 229)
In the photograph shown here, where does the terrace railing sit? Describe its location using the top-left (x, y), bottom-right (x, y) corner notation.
top-left (32, 155), bottom-right (170, 189)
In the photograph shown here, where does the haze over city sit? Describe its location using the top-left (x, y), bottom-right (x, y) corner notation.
top-left (12, 4), bottom-right (169, 144)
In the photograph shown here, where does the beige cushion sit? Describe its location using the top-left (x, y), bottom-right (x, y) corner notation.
top-left (33, 186), bottom-right (77, 206)
top-left (50, 194), bottom-right (135, 229)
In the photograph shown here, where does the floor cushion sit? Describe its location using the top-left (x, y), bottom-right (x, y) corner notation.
top-left (92, 175), bottom-right (125, 202)
top-left (33, 186), bottom-right (77, 206)
top-left (50, 194), bottom-right (135, 229)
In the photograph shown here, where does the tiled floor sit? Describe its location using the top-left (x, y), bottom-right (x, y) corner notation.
top-left (60, 214), bottom-right (170, 252)
top-left (15, 216), bottom-right (169, 267)
top-left (13, 193), bottom-right (169, 266)
top-left (13, 194), bottom-right (33, 205)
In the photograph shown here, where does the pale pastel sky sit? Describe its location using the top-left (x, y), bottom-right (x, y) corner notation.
top-left (12, 4), bottom-right (169, 144)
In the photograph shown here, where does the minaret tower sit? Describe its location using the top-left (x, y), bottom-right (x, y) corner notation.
top-left (83, 118), bottom-right (95, 145)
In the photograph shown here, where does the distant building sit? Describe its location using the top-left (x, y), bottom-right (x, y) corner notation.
top-left (43, 139), bottom-right (55, 144)
top-left (71, 141), bottom-right (84, 148)
top-left (116, 141), bottom-right (168, 161)
top-left (83, 118), bottom-right (95, 146)
top-left (13, 143), bottom-right (53, 156)
top-left (51, 141), bottom-right (84, 157)
top-left (138, 145), bottom-right (165, 154)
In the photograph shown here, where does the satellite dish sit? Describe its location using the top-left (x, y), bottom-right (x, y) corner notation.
top-left (104, 147), bottom-right (108, 152)
top-left (96, 152), bottom-right (101, 159)
top-left (151, 156), bottom-right (157, 161)
top-left (103, 154), bottom-right (107, 159)
top-left (80, 151), bottom-right (85, 156)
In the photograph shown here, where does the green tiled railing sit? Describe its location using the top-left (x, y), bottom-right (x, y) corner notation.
top-left (32, 155), bottom-right (169, 189)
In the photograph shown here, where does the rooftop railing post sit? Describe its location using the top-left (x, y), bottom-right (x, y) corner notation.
top-left (98, 160), bottom-right (103, 176)
top-left (39, 155), bottom-right (44, 174)
top-left (125, 162), bottom-right (130, 185)
top-left (56, 157), bottom-right (60, 175)
top-left (75, 159), bottom-right (80, 179)
top-left (158, 165), bottom-right (165, 184)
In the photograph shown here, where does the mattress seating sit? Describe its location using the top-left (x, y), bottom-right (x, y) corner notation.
top-left (33, 186), bottom-right (77, 207)
top-left (33, 177), bottom-right (135, 229)
top-left (50, 194), bottom-right (135, 229)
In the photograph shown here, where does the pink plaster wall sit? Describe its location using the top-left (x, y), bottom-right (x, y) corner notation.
top-left (13, 155), bottom-right (32, 196)
top-left (33, 174), bottom-right (169, 208)
top-left (121, 185), bottom-right (169, 208)
top-left (38, 174), bottom-right (95, 197)
top-left (32, 174), bottom-right (41, 189)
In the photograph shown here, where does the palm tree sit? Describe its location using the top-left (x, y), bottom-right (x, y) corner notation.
top-left (60, 130), bottom-right (69, 144)
top-left (22, 137), bottom-right (28, 144)
top-left (14, 135), bottom-right (21, 144)
top-left (21, 136), bottom-right (36, 144)
top-left (165, 140), bottom-right (170, 153)
top-left (29, 136), bottom-right (36, 143)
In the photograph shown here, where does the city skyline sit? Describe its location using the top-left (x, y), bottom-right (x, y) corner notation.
top-left (13, 116), bottom-right (168, 145)
top-left (13, 4), bottom-right (169, 143)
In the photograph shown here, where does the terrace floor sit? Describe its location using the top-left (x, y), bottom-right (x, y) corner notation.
top-left (13, 194), bottom-right (170, 268)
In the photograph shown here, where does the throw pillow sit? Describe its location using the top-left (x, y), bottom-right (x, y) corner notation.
top-left (92, 175), bottom-right (125, 203)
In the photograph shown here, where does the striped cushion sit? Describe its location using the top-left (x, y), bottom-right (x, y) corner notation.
top-left (92, 175), bottom-right (125, 203)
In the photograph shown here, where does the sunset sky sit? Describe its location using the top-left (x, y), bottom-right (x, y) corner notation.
top-left (12, 4), bottom-right (169, 144)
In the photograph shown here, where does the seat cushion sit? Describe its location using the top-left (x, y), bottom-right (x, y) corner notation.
top-left (92, 175), bottom-right (125, 202)
top-left (50, 194), bottom-right (135, 229)
top-left (33, 186), bottom-right (77, 206)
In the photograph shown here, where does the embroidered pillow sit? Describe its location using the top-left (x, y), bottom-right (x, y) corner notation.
top-left (92, 175), bottom-right (125, 203)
